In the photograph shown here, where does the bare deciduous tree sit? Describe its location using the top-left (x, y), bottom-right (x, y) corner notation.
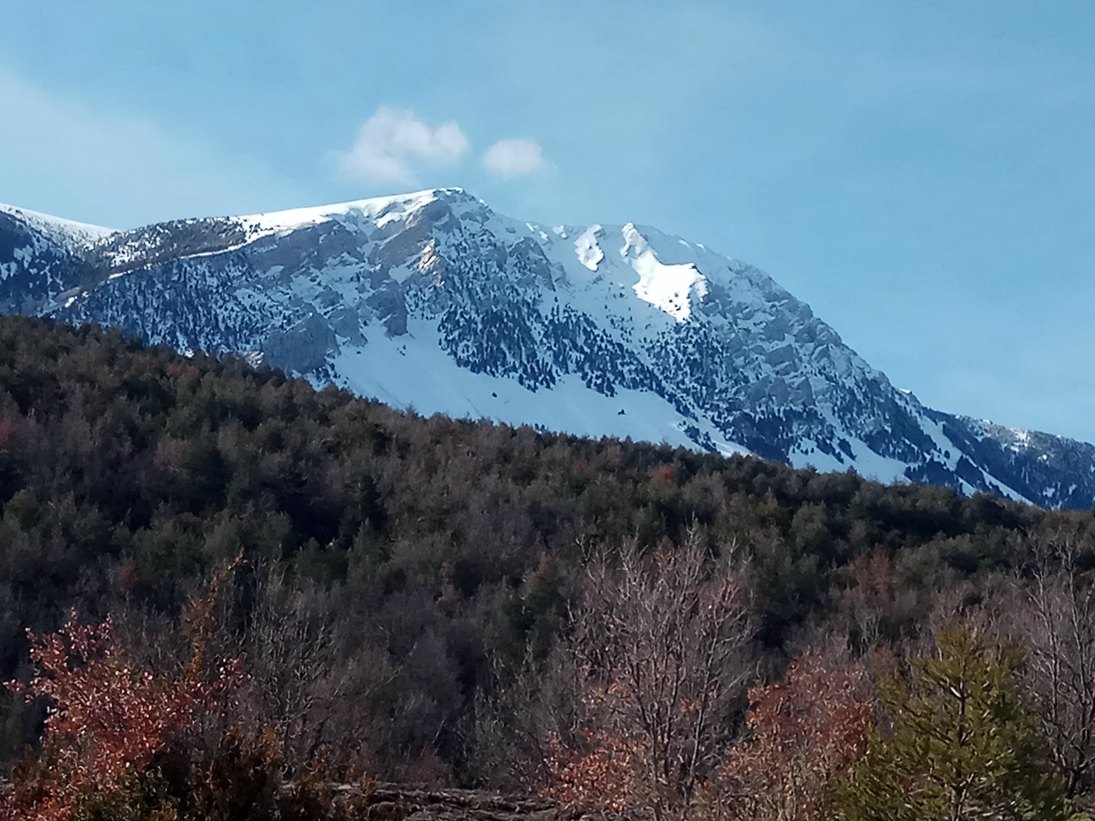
top-left (239, 569), bottom-right (347, 765)
top-left (540, 530), bottom-right (755, 819)
top-left (1008, 531), bottom-right (1095, 797)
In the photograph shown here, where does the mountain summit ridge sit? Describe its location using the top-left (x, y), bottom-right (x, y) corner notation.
top-left (2, 189), bottom-right (1093, 509)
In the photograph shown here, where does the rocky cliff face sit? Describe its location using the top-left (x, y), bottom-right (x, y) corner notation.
top-left (1, 189), bottom-right (1093, 508)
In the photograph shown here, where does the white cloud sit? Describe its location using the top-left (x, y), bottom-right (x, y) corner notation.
top-left (336, 107), bottom-right (469, 186)
top-left (483, 138), bottom-right (546, 178)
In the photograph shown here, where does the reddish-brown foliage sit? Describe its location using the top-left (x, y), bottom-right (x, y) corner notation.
top-left (540, 681), bottom-right (654, 815)
top-left (542, 726), bottom-right (648, 815)
top-left (703, 653), bottom-right (872, 820)
top-left (652, 464), bottom-right (677, 488)
top-left (0, 604), bottom-right (242, 820)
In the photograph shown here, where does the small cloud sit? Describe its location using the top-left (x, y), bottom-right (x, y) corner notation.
top-left (336, 107), bottom-right (469, 186)
top-left (483, 138), bottom-right (546, 178)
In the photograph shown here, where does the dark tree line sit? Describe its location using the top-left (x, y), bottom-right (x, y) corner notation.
top-left (1, 314), bottom-right (1094, 796)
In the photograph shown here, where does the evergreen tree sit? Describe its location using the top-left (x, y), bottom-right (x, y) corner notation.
top-left (839, 626), bottom-right (1070, 821)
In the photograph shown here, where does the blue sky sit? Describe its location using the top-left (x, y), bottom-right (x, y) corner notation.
top-left (2, 1), bottom-right (1094, 441)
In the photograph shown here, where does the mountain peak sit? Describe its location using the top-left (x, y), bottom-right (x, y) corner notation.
top-left (236, 186), bottom-right (482, 238)
top-left (2, 189), bottom-right (1093, 509)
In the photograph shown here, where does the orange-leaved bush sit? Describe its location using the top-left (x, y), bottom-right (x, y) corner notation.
top-left (1, 606), bottom-right (242, 821)
top-left (541, 682), bottom-right (653, 815)
top-left (702, 653), bottom-right (872, 821)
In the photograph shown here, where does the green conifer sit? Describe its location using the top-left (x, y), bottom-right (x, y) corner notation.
top-left (839, 625), bottom-right (1070, 821)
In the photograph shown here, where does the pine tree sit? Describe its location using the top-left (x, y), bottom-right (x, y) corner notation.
top-left (838, 625), bottom-right (1070, 821)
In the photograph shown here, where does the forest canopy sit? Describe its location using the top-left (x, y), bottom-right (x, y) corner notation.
top-left (2, 315), bottom-right (1094, 818)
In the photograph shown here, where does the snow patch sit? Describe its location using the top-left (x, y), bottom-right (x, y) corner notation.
top-left (574, 225), bottom-right (605, 271)
top-left (619, 223), bottom-right (708, 322)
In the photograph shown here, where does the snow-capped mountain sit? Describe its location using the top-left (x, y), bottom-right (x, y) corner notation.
top-left (2, 189), bottom-right (1093, 509)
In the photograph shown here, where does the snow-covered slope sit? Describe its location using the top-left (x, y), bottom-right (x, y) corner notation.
top-left (0, 202), bottom-right (115, 249)
top-left (1, 188), bottom-right (1092, 508)
top-left (0, 204), bottom-right (114, 314)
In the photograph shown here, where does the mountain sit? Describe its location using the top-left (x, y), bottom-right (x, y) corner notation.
top-left (1, 189), bottom-right (1093, 508)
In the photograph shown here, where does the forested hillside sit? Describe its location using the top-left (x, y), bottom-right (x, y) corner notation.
top-left (2, 315), bottom-right (1095, 818)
